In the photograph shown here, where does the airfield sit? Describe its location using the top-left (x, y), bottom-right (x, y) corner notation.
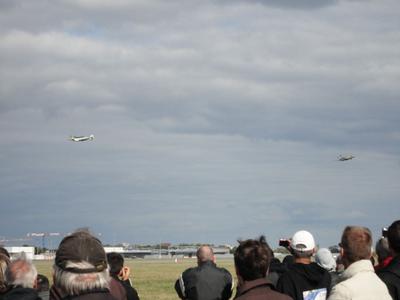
top-left (34, 256), bottom-right (236, 300)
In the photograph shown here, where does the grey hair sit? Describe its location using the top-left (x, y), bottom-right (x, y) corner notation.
top-left (53, 261), bottom-right (110, 295)
top-left (376, 237), bottom-right (391, 263)
top-left (0, 254), bottom-right (11, 292)
top-left (5, 257), bottom-right (37, 288)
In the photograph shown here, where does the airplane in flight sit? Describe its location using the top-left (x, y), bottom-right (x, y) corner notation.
top-left (338, 154), bottom-right (355, 161)
top-left (69, 134), bottom-right (95, 142)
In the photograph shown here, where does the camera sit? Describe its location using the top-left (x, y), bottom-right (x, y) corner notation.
top-left (382, 227), bottom-right (388, 237)
top-left (279, 239), bottom-right (290, 248)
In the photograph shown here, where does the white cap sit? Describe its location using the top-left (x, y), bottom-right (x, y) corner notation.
top-left (315, 248), bottom-right (336, 271)
top-left (291, 230), bottom-right (315, 252)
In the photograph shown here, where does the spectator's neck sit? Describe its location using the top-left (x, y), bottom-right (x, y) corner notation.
top-left (295, 257), bottom-right (312, 264)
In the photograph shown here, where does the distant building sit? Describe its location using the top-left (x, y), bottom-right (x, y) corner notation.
top-left (104, 247), bottom-right (124, 253)
top-left (5, 246), bottom-right (35, 260)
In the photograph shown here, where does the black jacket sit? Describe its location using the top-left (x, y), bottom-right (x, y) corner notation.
top-left (276, 262), bottom-right (331, 300)
top-left (110, 275), bottom-right (139, 300)
top-left (2, 286), bottom-right (42, 300)
top-left (268, 258), bottom-right (289, 288)
top-left (378, 255), bottom-right (400, 300)
top-left (175, 260), bottom-right (233, 300)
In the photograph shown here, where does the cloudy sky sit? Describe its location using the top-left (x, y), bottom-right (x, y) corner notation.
top-left (1, 0), bottom-right (399, 248)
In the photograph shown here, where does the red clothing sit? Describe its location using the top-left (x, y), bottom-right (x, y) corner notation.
top-left (375, 256), bottom-right (393, 272)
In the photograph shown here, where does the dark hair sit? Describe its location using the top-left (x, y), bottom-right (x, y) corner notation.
top-left (234, 236), bottom-right (272, 281)
top-left (36, 274), bottom-right (50, 292)
top-left (341, 226), bottom-right (372, 264)
top-left (375, 237), bottom-right (391, 263)
top-left (107, 252), bottom-right (124, 276)
top-left (387, 220), bottom-right (400, 254)
top-left (0, 248), bottom-right (10, 258)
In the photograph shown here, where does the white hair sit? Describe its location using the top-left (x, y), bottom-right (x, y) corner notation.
top-left (53, 261), bottom-right (110, 295)
top-left (5, 257), bottom-right (37, 288)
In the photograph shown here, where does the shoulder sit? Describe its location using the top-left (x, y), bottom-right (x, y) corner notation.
top-left (181, 266), bottom-right (198, 277)
top-left (328, 282), bottom-right (351, 300)
top-left (216, 266), bottom-right (232, 276)
top-left (236, 287), bottom-right (293, 300)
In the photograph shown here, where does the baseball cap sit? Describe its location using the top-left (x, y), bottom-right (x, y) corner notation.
top-left (55, 231), bottom-right (107, 273)
top-left (291, 230), bottom-right (315, 252)
top-left (315, 248), bottom-right (336, 271)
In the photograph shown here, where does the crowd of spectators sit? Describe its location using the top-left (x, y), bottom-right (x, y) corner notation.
top-left (0, 219), bottom-right (399, 300)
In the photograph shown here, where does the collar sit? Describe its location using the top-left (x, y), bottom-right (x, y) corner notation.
top-left (62, 288), bottom-right (110, 299)
top-left (237, 278), bottom-right (274, 296)
top-left (342, 259), bottom-right (374, 280)
top-left (198, 260), bottom-right (216, 267)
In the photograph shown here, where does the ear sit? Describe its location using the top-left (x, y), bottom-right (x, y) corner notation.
top-left (234, 265), bottom-right (243, 287)
top-left (340, 247), bottom-right (345, 258)
top-left (212, 255), bottom-right (216, 264)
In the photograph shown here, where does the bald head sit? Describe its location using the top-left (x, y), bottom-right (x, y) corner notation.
top-left (5, 258), bottom-right (37, 288)
top-left (196, 246), bottom-right (215, 264)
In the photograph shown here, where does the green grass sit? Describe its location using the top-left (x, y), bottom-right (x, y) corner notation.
top-left (33, 258), bottom-right (236, 300)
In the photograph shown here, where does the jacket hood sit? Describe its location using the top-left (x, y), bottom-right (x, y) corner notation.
top-left (269, 258), bottom-right (287, 274)
top-left (289, 262), bottom-right (328, 285)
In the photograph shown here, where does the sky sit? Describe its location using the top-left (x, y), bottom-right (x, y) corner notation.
top-left (1, 0), bottom-right (400, 249)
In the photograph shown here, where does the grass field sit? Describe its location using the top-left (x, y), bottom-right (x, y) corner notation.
top-left (34, 258), bottom-right (237, 300)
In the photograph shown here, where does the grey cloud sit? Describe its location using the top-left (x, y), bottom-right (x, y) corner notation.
top-left (1, 0), bottom-right (400, 245)
top-left (220, 0), bottom-right (338, 10)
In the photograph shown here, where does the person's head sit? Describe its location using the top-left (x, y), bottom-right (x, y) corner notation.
top-left (315, 248), bottom-right (336, 272)
top-left (5, 257), bottom-right (37, 289)
top-left (290, 230), bottom-right (316, 260)
top-left (375, 237), bottom-right (391, 264)
top-left (234, 236), bottom-right (272, 282)
top-left (0, 247), bottom-right (10, 258)
top-left (107, 252), bottom-right (124, 277)
top-left (0, 254), bottom-right (11, 292)
top-left (53, 230), bottom-right (110, 296)
top-left (387, 220), bottom-right (400, 256)
top-left (340, 226), bottom-right (372, 268)
top-left (196, 245), bottom-right (215, 265)
top-left (36, 274), bottom-right (49, 292)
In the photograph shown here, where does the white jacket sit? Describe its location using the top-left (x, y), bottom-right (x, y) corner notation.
top-left (328, 259), bottom-right (391, 300)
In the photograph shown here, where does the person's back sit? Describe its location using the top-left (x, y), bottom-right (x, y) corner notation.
top-left (267, 258), bottom-right (287, 287)
top-left (377, 220), bottom-right (400, 300)
top-left (328, 226), bottom-right (391, 300)
top-left (175, 246), bottom-right (233, 300)
top-left (36, 274), bottom-right (49, 300)
top-left (107, 252), bottom-right (139, 300)
top-left (277, 261), bottom-right (331, 300)
top-left (51, 230), bottom-right (115, 300)
top-left (330, 260), bottom-right (389, 300)
top-left (3, 257), bottom-right (41, 300)
top-left (378, 256), bottom-right (400, 300)
top-left (0, 254), bottom-right (10, 298)
top-left (276, 230), bottom-right (330, 300)
top-left (315, 248), bottom-right (340, 288)
top-left (234, 236), bottom-right (292, 300)
top-left (177, 260), bottom-right (232, 300)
